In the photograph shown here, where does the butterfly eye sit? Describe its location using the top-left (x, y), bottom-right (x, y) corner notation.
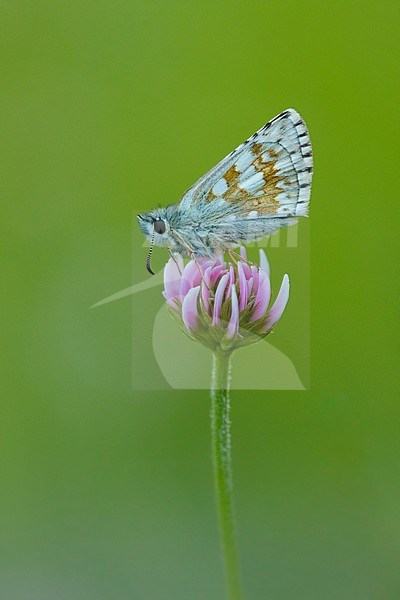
top-left (153, 219), bottom-right (166, 234)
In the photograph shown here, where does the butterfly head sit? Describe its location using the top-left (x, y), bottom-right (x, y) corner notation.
top-left (137, 209), bottom-right (175, 275)
top-left (137, 209), bottom-right (173, 245)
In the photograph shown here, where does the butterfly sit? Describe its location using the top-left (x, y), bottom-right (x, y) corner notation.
top-left (137, 108), bottom-right (313, 274)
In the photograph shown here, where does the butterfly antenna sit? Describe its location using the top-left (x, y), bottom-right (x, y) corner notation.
top-left (146, 228), bottom-right (155, 275)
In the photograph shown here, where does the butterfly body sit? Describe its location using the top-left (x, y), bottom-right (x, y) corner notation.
top-left (138, 109), bottom-right (313, 268)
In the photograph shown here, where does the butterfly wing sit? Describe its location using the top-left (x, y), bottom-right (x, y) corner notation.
top-left (179, 108), bottom-right (313, 219)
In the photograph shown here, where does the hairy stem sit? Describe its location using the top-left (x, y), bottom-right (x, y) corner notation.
top-left (211, 349), bottom-right (243, 600)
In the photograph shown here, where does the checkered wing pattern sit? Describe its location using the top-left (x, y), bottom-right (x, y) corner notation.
top-left (179, 109), bottom-right (313, 219)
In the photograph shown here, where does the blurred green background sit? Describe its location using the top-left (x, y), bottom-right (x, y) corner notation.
top-left (1, 1), bottom-right (399, 598)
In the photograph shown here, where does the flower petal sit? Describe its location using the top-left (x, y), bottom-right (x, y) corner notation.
top-left (162, 290), bottom-right (179, 309)
top-left (239, 246), bottom-right (247, 260)
top-left (179, 260), bottom-right (201, 298)
top-left (212, 273), bottom-right (229, 326)
top-left (250, 265), bottom-right (259, 295)
top-left (201, 267), bottom-right (212, 314)
top-left (182, 286), bottom-right (200, 331)
top-left (247, 277), bottom-right (253, 297)
top-left (238, 262), bottom-right (248, 312)
top-left (259, 249), bottom-right (270, 277)
top-left (264, 274), bottom-right (290, 331)
top-left (241, 261), bottom-right (252, 279)
top-left (225, 264), bottom-right (235, 298)
top-left (251, 270), bottom-right (271, 321)
top-left (202, 259), bottom-right (218, 271)
top-left (227, 284), bottom-right (239, 339)
top-left (210, 264), bottom-right (226, 286)
top-left (229, 264), bottom-right (235, 285)
top-left (163, 257), bottom-right (182, 305)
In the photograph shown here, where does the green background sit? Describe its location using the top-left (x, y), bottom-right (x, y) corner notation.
top-left (2, 1), bottom-right (399, 598)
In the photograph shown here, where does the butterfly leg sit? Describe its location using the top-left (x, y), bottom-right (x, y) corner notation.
top-left (229, 249), bottom-right (258, 267)
top-left (189, 252), bottom-right (214, 295)
top-left (227, 250), bottom-right (238, 266)
top-left (168, 249), bottom-right (183, 275)
top-left (170, 229), bottom-right (210, 289)
top-left (170, 229), bottom-right (194, 258)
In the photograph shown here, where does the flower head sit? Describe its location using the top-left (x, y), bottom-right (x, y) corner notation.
top-left (163, 249), bottom-right (290, 351)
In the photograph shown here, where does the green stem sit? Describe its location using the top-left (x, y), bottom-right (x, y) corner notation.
top-left (211, 349), bottom-right (243, 600)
